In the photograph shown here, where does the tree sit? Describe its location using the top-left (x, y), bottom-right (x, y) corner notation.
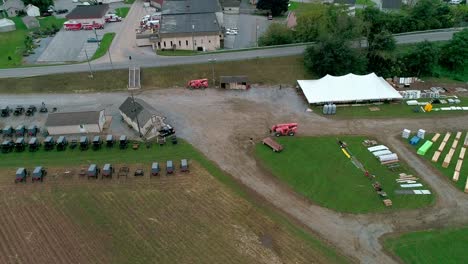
top-left (440, 29), bottom-right (468, 71)
top-left (402, 41), bottom-right (440, 76)
top-left (366, 30), bottom-right (396, 77)
top-left (294, 4), bottom-right (328, 42)
top-left (258, 23), bottom-right (294, 46)
top-left (304, 38), bottom-right (367, 77)
top-left (256, 0), bottom-right (289, 17)
top-left (22, 0), bottom-right (54, 12)
top-left (410, 0), bottom-right (453, 30)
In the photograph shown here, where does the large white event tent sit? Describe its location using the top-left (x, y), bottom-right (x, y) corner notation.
top-left (297, 73), bottom-right (403, 104)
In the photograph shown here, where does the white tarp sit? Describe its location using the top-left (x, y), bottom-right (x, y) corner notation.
top-left (298, 73), bottom-right (403, 104)
top-left (368, 145), bottom-right (389, 152)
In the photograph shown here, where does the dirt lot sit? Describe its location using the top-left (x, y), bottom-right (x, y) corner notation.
top-left (0, 162), bottom-right (343, 263)
top-left (1, 87), bottom-right (468, 263)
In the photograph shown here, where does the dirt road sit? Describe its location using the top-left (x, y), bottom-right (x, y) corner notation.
top-left (1, 88), bottom-right (467, 263)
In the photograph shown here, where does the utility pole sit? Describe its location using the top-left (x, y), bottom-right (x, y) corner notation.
top-left (255, 19), bottom-right (259, 47)
top-left (84, 49), bottom-right (93, 78)
top-left (107, 49), bottom-right (114, 70)
top-left (93, 28), bottom-right (99, 45)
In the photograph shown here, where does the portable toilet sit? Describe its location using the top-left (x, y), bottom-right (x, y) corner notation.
top-left (151, 162), bottom-right (160, 176)
top-left (331, 104), bottom-right (337, 114)
top-left (166, 160), bottom-right (174, 175)
top-left (322, 104), bottom-right (329, 115)
top-left (402, 129), bottom-right (411, 139)
top-left (102, 164), bottom-right (113, 178)
top-left (417, 129), bottom-right (426, 139)
top-left (15, 168), bottom-right (27, 183)
top-left (180, 159), bottom-right (189, 172)
top-left (106, 135), bottom-right (114, 147)
top-left (32, 166), bottom-right (45, 182)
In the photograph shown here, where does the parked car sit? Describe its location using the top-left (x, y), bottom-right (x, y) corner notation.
top-left (41, 12), bottom-right (52, 17)
top-left (56, 9), bottom-right (69, 14)
top-left (87, 37), bottom-right (101, 43)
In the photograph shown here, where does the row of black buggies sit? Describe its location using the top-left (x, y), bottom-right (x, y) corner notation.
top-left (2, 125), bottom-right (40, 137)
top-left (15, 167), bottom-right (46, 183)
top-left (82, 159), bottom-right (189, 179)
top-left (1, 134), bottom-right (131, 153)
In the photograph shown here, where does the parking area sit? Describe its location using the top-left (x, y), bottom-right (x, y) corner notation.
top-left (223, 14), bottom-right (270, 49)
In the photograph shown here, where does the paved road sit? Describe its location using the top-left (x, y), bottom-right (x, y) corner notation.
top-left (0, 30), bottom-right (460, 78)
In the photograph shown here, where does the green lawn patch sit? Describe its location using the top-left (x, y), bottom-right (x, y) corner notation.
top-left (91, 32), bottom-right (115, 60)
top-left (255, 136), bottom-right (434, 213)
top-left (115, 7), bottom-right (130, 18)
top-left (156, 49), bottom-right (200, 56)
top-left (37, 16), bottom-right (67, 29)
top-left (356, 0), bottom-right (376, 7)
top-left (384, 227), bottom-right (468, 264)
top-left (406, 132), bottom-right (468, 192)
top-left (124, 0), bottom-right (135, 4)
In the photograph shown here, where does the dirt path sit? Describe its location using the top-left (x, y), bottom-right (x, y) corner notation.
top-left (1, 88), bottom-right (467, 263)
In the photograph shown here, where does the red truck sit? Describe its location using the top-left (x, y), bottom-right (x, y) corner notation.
top-left (64, 21), bottom-right (82, 31)
top-left (262, 137), bottom-right (283, 152)
top-left (82, 22), bottom-right (104, 30)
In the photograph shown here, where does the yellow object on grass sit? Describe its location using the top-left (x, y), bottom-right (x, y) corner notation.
top-left (341, 148), bottom-right (351, 159)
top-left (424, 103), bottom-right (433, 112)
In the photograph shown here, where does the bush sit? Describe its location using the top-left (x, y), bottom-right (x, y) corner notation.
top-left (258, 23), bottom-right (294, 46)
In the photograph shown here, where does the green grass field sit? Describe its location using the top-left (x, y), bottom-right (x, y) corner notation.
top-left (316, 98), bottom-right (468, 119)
top-left (407, 132), bottom-right (468, 192)
top-left (37, 16), bottom-right (67, 29)
top-left (255, 136), bottom-right (434, 213)
top-left (115, 7), bottom-right (130, 18)
top-left (384, 227), bottom-right (468, 264)
top-left (0, 139), bottom-right (348, 263)
top-left (91, 32), bottom-right (116, 60)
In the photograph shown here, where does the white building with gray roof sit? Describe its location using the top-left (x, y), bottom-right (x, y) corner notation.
top-left (119, 97), bottom-right (165, 138)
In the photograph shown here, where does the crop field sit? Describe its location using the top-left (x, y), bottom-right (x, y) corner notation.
top-left (0, 141), bottom-right (346, 263)
top-left (384, 227), bottom-right (468, 264)
top-left (407, 132), bottom-right (468, 191)
top-left (255, 136), bottom-right (434, 213)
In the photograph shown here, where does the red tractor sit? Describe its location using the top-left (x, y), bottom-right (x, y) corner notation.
top-left (270, 123), bottom-right (298, 137)
top-left (187, 79), bottom-right (208, 89)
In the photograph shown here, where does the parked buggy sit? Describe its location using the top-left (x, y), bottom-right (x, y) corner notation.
top-left (180, 159), bottom-right (189, 173)
top-left (92, 136), bottom-right (102, 150)
top-left (119, 135), bottom-right (128, 149)
top-left (1, 140), bottom-right (14, 153)
top-left (80, 136), bottom-right (89, 150)
top-left (87, 164), bottom-right (99, 179)
top-left (102, 164), bottom-right (114, 179)
top-left (13, 105), bottom-right (25, 116)
top-left (15, 125), bottom-right (25, 137)
top-left (166, 160), bottom-right (174, 175)
top-left (57, 136), bottom-right (67, 151)
top-left (15, 137), bottom-right (25, 152)
top-left (118, 166), bottom-right (129, 178)
top-left (39, 102), bottom-right (48, 113)
top-left (15, 168), bottom-right (27, 183)
top-left (69, 137), bottom-right (78, 149)
top-left (151, 162), bottom-right (160, 176)
top-left (32, 166), bottom-right (46, 182)
top-left (2, 126), bottom-right (13, 137)
top-left (106, 134), bottom-right (114, 147)
top-left (29, 137), bottom-right (39, 151)
top-left (1, 106), bottom-right (11, 117)
top-left (171, 135), bottom-right (178, 145)
top-left (25, 105), bottom-right (37, 116)
top-left (134, 168), bottom-right (144, 176)
top-left (44, 136), bottom-right (55, 151)
top-left (28, 125), bottom-right (39, 136)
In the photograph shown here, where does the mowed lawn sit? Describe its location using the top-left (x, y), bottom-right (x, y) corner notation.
top-left (91, 32), bottom-right (116, 60)
top-left (255, 136), bottom-right (434, 213)
top-left (0, 140), bottom-right (347, 263)
top-left (115, 7), bottom-right (130, 18)
top-left (407, 132), bottom-right (468, 191)
top-left (384, 227), bottom-right (468, 264)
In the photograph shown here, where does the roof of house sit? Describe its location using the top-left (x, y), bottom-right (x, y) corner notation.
top-left (2, 0), bottom-right (25, 10)
top-left (160, 12), bottom-right (220, 34)
top-left (219, 0), bottom-right (241, 7)
top-left (382, 0), bottom-right (401, 9)
top-left (25, 4), bottom-right (38, 10)
top-left (45, 110), bottom-right (102, 127)
top-left (22, 16), bottom-right (39, 28)
top-left (119, 97), bottom-right (162, 126)
top-left (219, 75), bottom-right (248, 83)
top-left (0, 18), bottom-right (15, 27)
top-left (162, 0), bottom-right (221, 15)
top-left (66, 4), bottom-right (109, 19)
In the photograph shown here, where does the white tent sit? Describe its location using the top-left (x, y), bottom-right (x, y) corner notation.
top-left (298, 73), bottom-right (403, 104)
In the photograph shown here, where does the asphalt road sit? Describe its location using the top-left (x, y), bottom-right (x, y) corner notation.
top-left (0, 30), bottom-right (460, 78)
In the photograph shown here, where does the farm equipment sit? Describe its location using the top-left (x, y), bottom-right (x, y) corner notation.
top-left (166, 160), bottom-right (174, 175)
top-left (2, 126), bottom-right (13, 137)
top-left (118, 166), bottom-right (129, 178)
top-left (87, 164), bottom-right (100, 179)
top-left (1, 140), bottom-right (14, 153)
top-left (1, 106), bottom-right (11, 117)
top-left (106, 134), bottom-right (114, 147)
top-left (57, 136), bottom-right (67, 151)
top-left (80, 136), bottom-right (89, 150)
top-left (28, 125), bottom-right (39, 136)
top-left (28, 137), bottom-right (39, 151)
top-left (158, 124), bottom-right (175, 138)
top-left (270, 123), bottom-right (298, 137)
top-left (180, 159), bottom-right (189, 173)
top-left (25, 105), bottom-right (37, 116)
top-left (13, 105), bottom-right (25, 116)
top-left (262, 137), bottom-right (283, 152)
top-left (15, 168), bottom-right (27, 183)
top-left (151, 162), bottom-right (160, 176)
top-left (15, 125), bottom-right (25, 137)
top-left (39, 102), bottom-right (48, 113)
top-left (102, 164), bottom-right (114, 179)
top-left (44, 136), bottom-right (55, 151)
top-left (119, 135), bottom-right (128, 149)
top-left (32, 166), bottom-right (46, 182)
top-left (14, 137), bottom-right (25, 152)
top-left (92, 136), bottom-right (102, 150)
top-left (134, 168), bottom-right (144, 176)
top-left (187, 79), bottom-right (208, 89)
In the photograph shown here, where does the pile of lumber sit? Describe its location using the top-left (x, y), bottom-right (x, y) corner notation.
top-left (433, 132), bottom-right (451, 162)
top-left (383, 199), bottom-right (393, 207)
top-left (442, 132), bottom-right (461, 168)
top-left (453, 146), bottom-right (466, 182)
top-left (395, 173), bottom-right (431, 195)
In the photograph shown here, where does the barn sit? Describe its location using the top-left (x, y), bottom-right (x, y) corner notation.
top-left (66, 4), bottom-right (109, 25)
top-left (45, 110), bottom-right (106, 135)
top-left (297, 73), bottom-right (403, 105)
top-left (119, 97), bottom-right (165, 138)
top-left (219, 76), bottom-right (249, 90)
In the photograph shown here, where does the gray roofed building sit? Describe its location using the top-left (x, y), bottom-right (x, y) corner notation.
top-left (162, 0), bottom-right (221, 15)
top-left (1, 0), bottom-right (25, 17)
top-left (66, 4), bottom-right (109, 19)
top-left (160, 12), bottom-right (221, 35)
top-left (22, 16), bottom-right (39, 29)
top-left (45, 110), bottom-right (106, 135)
top-left (119, 97), bottom-right (165, 138)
